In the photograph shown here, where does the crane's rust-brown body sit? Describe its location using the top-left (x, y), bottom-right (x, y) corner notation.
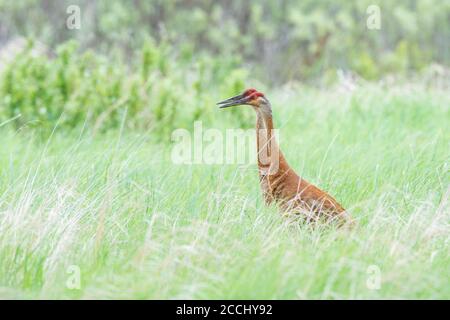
top-left (218, 88), bottom-right (354, 226)
top-left (256, 112), bottom-right (351, 225)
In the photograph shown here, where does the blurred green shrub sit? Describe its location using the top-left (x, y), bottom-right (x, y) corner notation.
top-left (0, 0), bottom-right (448, 83)
top-left (0, 39), bottom-right (250, 137)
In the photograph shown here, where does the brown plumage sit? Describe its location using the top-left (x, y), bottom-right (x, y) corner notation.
top-left (218, 88), bottom-right (354, 226)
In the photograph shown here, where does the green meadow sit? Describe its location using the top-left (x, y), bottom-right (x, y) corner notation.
top-left (1, 84), bottom-right (448, 299)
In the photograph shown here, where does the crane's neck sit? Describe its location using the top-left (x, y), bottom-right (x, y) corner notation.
top-left (255, 107), bottom-right (289, 176)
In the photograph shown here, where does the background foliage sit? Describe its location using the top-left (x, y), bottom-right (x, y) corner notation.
top-left (0, 39), bottom-right (250, 136)
top-left (0, 0), bottom-right (449, 134)
top-left (1, 0), bottom-right (449, 83)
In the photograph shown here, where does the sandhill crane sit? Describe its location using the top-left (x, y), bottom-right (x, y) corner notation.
top-left (217, 89), bottom-right (354, 226)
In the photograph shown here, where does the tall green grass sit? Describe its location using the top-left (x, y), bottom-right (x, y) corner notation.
top-left (0, 84), bottom-right (448, 299)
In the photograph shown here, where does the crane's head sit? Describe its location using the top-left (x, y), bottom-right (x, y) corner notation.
top-left (217, 88), bottom-right (271, 113)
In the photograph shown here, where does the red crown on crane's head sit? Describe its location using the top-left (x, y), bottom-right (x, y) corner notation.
top-left (217, 88), bottom-right (265, 109)
top-left (243, 88), bottom-right (257, 96)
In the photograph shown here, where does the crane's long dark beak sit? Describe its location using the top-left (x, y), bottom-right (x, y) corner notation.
top-left (217, 93), bottom-right (248, 108)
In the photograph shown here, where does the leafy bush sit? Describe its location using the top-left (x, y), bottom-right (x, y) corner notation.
top-left (0, 39), bottom-right (249, 137)
top-left (1, 0), bottom-right (448, 83)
